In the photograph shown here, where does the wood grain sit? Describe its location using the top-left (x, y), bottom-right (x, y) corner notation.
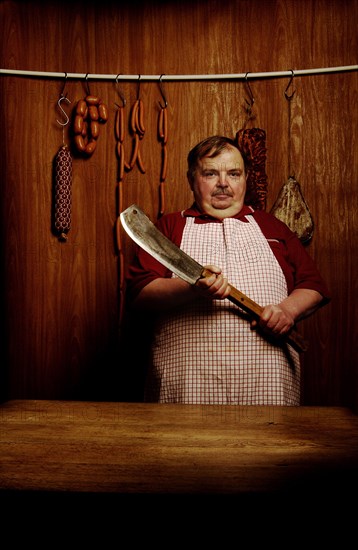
top-left (0, 0), bottom-right (357, 409)
top-left (1, 400), bottom-right (358, 495)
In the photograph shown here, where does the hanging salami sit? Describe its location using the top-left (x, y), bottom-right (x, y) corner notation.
top-left (54, 92), bottom-right (73, 241)
top-left (54, 145), bottom-right (73, 241)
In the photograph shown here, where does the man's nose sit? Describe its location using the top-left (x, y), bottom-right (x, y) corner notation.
top-left (218, 171), bottom-right (228, 185)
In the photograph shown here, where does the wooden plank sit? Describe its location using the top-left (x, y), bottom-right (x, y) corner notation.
top-left (1, 401), bottom-right (358, 495)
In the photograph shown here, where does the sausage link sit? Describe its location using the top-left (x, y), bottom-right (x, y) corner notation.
top-left (160, 144), bottom-right (167, 181)
top-left (85, 95), bottom-right (101, 105)
top-left (116, 214), bottom-right (122, 253)
top-left (54, 145), bottom-right (72, 240)
top-left (76, 99), bottom-right (87, 116)
top-left (159, 181), bottom-right (165, 218)
top-left (137, 147), bottom-right (146, 173)
top-left (120, 145), bottom-right (125, 180)
top-left (162, 107), bottom-right (168, 144)
top-left (116, 142), bottom-right (125, 180)
top-left (90, 120), bottom-right (100, 139)
top-left (85, 139), bottom-right (97, 155)
top-left (73, 115), bottom-right (84, 135)
top-left (74, 134), bottom-right (86, 152)
top-left (98, 103), bottom-right (108, 122)
top-left (119, 106), bottom-right (125, 141)
top-left (136, 99), bottom-right (145, 134)
top-left (117, 180), bottom-right (123, 221)
top-left (158, 108), bottom-right (164, 139)
top-left (129, 133), bottom-right (139, 168)
top-left (130, 100), bottom-right (139, 134)
top-left (116, 140), bottom-right (122, 159)
top-left (88, 105), bottom-right (99, 121)
top-left (115, 108), bottom-right (122, 141)
top-left (81, 120), bottom-right (88, 137)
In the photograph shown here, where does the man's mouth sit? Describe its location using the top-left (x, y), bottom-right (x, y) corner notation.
top-left (212, 191), bottom-right (233, 197)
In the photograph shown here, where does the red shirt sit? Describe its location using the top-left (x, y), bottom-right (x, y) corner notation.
top-left (126, 203), bottom-right (331, 304)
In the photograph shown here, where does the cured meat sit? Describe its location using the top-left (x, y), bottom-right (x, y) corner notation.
top-left (236, 128), bottom-right (268, 211)
top-left (54, 145), bottom-right (72, 241)
top-left (270, 176), bottom-right (314, 244)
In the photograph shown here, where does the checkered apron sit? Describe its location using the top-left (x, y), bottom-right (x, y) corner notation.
top-left (145, 215), bottom-right (300, 405)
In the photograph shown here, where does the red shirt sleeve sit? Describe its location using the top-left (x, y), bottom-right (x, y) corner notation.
top-left (253, 210), bottom-right (331, 301)
top-left (125, 212), bottom-right (186, 302)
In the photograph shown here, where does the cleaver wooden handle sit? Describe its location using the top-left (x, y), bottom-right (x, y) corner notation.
top-left (201, 268), bottom-right (308, 353)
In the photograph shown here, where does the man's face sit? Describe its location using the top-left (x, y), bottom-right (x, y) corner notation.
top-left (188, 146), bottom-right (247, 219)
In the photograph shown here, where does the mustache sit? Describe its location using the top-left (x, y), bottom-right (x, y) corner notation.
top-left (212, 188), bottom-right (233, 197)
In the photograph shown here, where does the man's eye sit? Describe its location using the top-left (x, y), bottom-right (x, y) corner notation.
top-left (203, 171), bottom-right (216, 177)
top-left (229, 172), bottom-right (241, 178)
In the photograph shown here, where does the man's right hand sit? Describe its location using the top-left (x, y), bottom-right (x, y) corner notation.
top-left (195, 265), bottom-right (232, 300)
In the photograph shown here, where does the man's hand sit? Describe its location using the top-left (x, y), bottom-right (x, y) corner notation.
top-left (251, 304), bottom-right (295, 336)
top-left (195, 265), bottom-right (232, 300)
top-left (251, 289), bottom-right (324, 337)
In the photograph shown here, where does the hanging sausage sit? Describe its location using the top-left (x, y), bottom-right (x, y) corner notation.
top-left (114, 85), bottom-right (128, 323)
top-left (54, 92), bottom-right (73, 241)
top-left (73, 95), bottom-right (108, 156)
top-left (128, 97), bottom-right (146, 173)
top-left (157, 76), bottom-right (168, 218)
top-left (72, 79), bottom-right (108, 157)
top-left (54, 145), bottom-right (73, 241)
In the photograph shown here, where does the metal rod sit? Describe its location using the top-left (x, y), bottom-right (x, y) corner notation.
top-left (0, 65), bottom-right (357, 81)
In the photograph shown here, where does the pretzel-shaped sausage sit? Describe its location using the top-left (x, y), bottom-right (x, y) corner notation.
top-left (73, 95), bottom-right (108, 156)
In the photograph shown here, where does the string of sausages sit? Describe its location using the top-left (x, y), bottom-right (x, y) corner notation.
top-left (158, 104), bottom-right (168, 217)
top-left (128, 98), bottom-right (146, 173)
top-left (114, 102), bottom-right (127, 322)
top-left (73, 95), bottom-right (108, 156)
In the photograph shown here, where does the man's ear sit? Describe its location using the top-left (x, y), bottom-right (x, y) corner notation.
top-left (187, 171), bottom-right (194, 190)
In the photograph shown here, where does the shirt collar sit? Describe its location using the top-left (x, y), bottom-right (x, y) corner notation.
top-left (183, 202), bottom-right (255, 221)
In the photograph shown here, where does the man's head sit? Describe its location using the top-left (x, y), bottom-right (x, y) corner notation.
top-left (187, 136), bottom-right (247, 219)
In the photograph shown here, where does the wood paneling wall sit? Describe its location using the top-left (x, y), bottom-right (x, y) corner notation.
top-left (0, 0), bottom-right (357, 408)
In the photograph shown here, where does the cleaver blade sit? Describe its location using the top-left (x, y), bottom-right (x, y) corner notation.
top-left (120, 204), bottom-right (204, 286)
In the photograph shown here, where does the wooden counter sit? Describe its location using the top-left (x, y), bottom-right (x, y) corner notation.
top-left (1, 400), bottom-right (358, 497)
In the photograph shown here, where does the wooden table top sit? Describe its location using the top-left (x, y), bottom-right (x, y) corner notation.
top-left (1, 400), bottom-right (358, 496)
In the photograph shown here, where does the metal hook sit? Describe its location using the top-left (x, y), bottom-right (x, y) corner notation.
top-left (244, 73), bottom-right (255, 108)
top-left (158, 74), bottom-right (168, 109)
top-left (285, 70), bottom-right (296, 100)
top-left (85, 73), bottom-right (91, 96)
top-left (136, 74), bottom-right (141, 99)
top-left (59, 72), bottom-right (69, 99)
top-left (115, 74), bottom-right (126, 107)
top-left (56, 95), bottom-right (71, 126)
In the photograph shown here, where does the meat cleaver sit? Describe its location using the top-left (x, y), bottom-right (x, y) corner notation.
top-left (120, 204), bottom-right (308, 353)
